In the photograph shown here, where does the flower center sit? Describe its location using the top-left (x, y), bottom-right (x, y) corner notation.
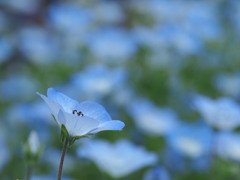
top-left (72, 110), bottom-right (84, 116)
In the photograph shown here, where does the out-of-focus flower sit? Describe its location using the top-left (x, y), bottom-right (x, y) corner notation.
top-left (128, 98), bottom-right (178, 136)
top-left (133, 24), bottom-right (201, 56)
top-left (0, 36), bottom-right (13, 63)
top-left (167, 123), bottom-right (212, 158)
top-left (0, 74), bottom-right (39, 101)
top-left (231, 1), bottom-right (240, 31)
top-left (112, 85), bottom-right (135, 106)
top-left (193, 95), bottom-right (240, 130)
top-left (132, 0), bottom-right (220, 41)
top-left (164, 147), bottom-right (211, 172)
top-left (215, 132), bottom-right (240, 162)
top-left (37, 88), bottom-right (124, 137)
top-left (0, 12), bottom-right (9, 32)
top-left (48, 3), bottom-right (92, 35)
top-left (87, 28), bottom-right (137, 62)
top-left (28, 131), bottom-right (40, 155)
top-left (0, 0), bottom-right (41, 14)
top-left (47, 2), bottom-right (92, 56)
top-left (214, 73), bottom-right (240, 98)
top-left (71, 64), bottom-right (126, 99)
top-left (143, 166), bottom-right (170, 180)
top-left (78, 139), bottom-right (158, 178)
top-left (6, 101), bottom-right (51, 124)
top-left (18, 26), bottom-right (59, 64)
top-left (183, 2), bottom-right (221, 40)
top-left (92, 1), bottom-right (124, 24)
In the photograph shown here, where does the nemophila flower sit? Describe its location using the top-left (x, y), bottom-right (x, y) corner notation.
top-left (92, 1), bottom-right (124, 24)
top-left (214, 73), bottom-right (240, 98)
top-left (164, 146), bottom-right (211, 172)
top-left (6, 102), bottom-right (52, 131)
top-left (71, 64), bottom-right (126, 99)
top-left (193, 94), bottom-right (240, 130)
top-left (87, 27), bottom-right (137, 62)
top-left (215, 132), bottom-right (240, 162)
top-left (143, 166), bottom-right (170, 180)
top-left (0, 36), bottom-right (13, 64)
top-left (37, 88), bottom-right (125, 138)
top-left (0, 0), bottom-right (40, 14)
top-left (78, 139), bottom-right (158, 178)
top-left (48, 2), bottom-right (91, 35)
top-left (128, 98), bottom-right (178, 136)
top-left (18, 26), bottom-right (59, 65)
top-left (166, 122), bottom-right (212, 158)
top-left (0, 74), bottom-right (39, 101)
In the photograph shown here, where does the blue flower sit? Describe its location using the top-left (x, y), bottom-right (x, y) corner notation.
top-left (37, 88), bottom-right (124, 137)
top-left (215, 132), bottom-right (240, 162)
top-left (214, 72), bottom-right (240, 98)
top-left (193, 94), bottom-right (240, 130)
top-left (128, 98), bottom-right (179, 136)
top-left (143, 166), bottom-right (170, 180)
top-left (71, 64), bottom-right (126, 99)
top-left (166, 122), bottom-right (212, 158)
top-left (78, 139), bottom-right (158, 178)
top-left (87, 27), bottom-right (137, 62)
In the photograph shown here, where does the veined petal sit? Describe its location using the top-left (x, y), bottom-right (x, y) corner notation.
top-left (58, 111), bottom-right (100, 137)
top-left (90, 120), bottom-right (125, 134)
top-left (47, 88), bottom-right (78, 114)
top-left (76, 101), bottom-right (112, 122)
top-left (37, 92), bottom-right (61, 123)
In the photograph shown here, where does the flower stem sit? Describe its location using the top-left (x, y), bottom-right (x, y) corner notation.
top-left (57, 138), bottom-right (69, 180)
top-left (26, 165), bottom-right (32, 180)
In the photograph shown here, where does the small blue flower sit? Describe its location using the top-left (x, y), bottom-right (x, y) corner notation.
top-left (78, 139), bottom-right (158, 178)
top-left (166, 122), bottom-right (212, 158)
top-left (215, 132), bottom-right (240, 162)
top-left (143, 166), bottom-right (170, 180)
top-left (193, 94), bottom-right (240, 130)
top-left (37, 88), bottom-right (124, 137)
top-left (128, 98), bottom-right (179, 136)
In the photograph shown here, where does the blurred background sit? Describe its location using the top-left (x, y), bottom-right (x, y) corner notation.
top-left (1, 0), bottom-right (240, 179)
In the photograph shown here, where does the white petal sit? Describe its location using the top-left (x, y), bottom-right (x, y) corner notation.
top-left (90, 120), bottom-right (125, 133)
top-left (76, 101), bottom-right (112, 122)
top-left (37, 92), bottom-right (61, 123)
top-left (47, 88), bottom-right (78, 113)
top-left (58, 111), bottom-right (100, 137)
top-left (57, 110), bottom-right (67, 125)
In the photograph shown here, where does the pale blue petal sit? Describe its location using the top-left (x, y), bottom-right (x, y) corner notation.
top-left (76, 101), bottom-right (112, 122)
top-left (57, 110), bottom-right (67, 125)
top-left (47, 88), bottom-right (78, 113)
top-left (90, 120), bottom-right (125, 133)
top-left (37, 92), bottom-right (61, 122)
top-left (59, 111), bottom-right (100, 137)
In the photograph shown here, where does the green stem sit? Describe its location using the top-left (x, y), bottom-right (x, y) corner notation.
top-left (57, 138), bottom-right (69, 180)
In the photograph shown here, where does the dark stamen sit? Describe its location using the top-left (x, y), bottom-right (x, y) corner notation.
top-left (72, 110), bottom-right (84, 116)
top-left (72, 110), bottom-right (78, 114)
